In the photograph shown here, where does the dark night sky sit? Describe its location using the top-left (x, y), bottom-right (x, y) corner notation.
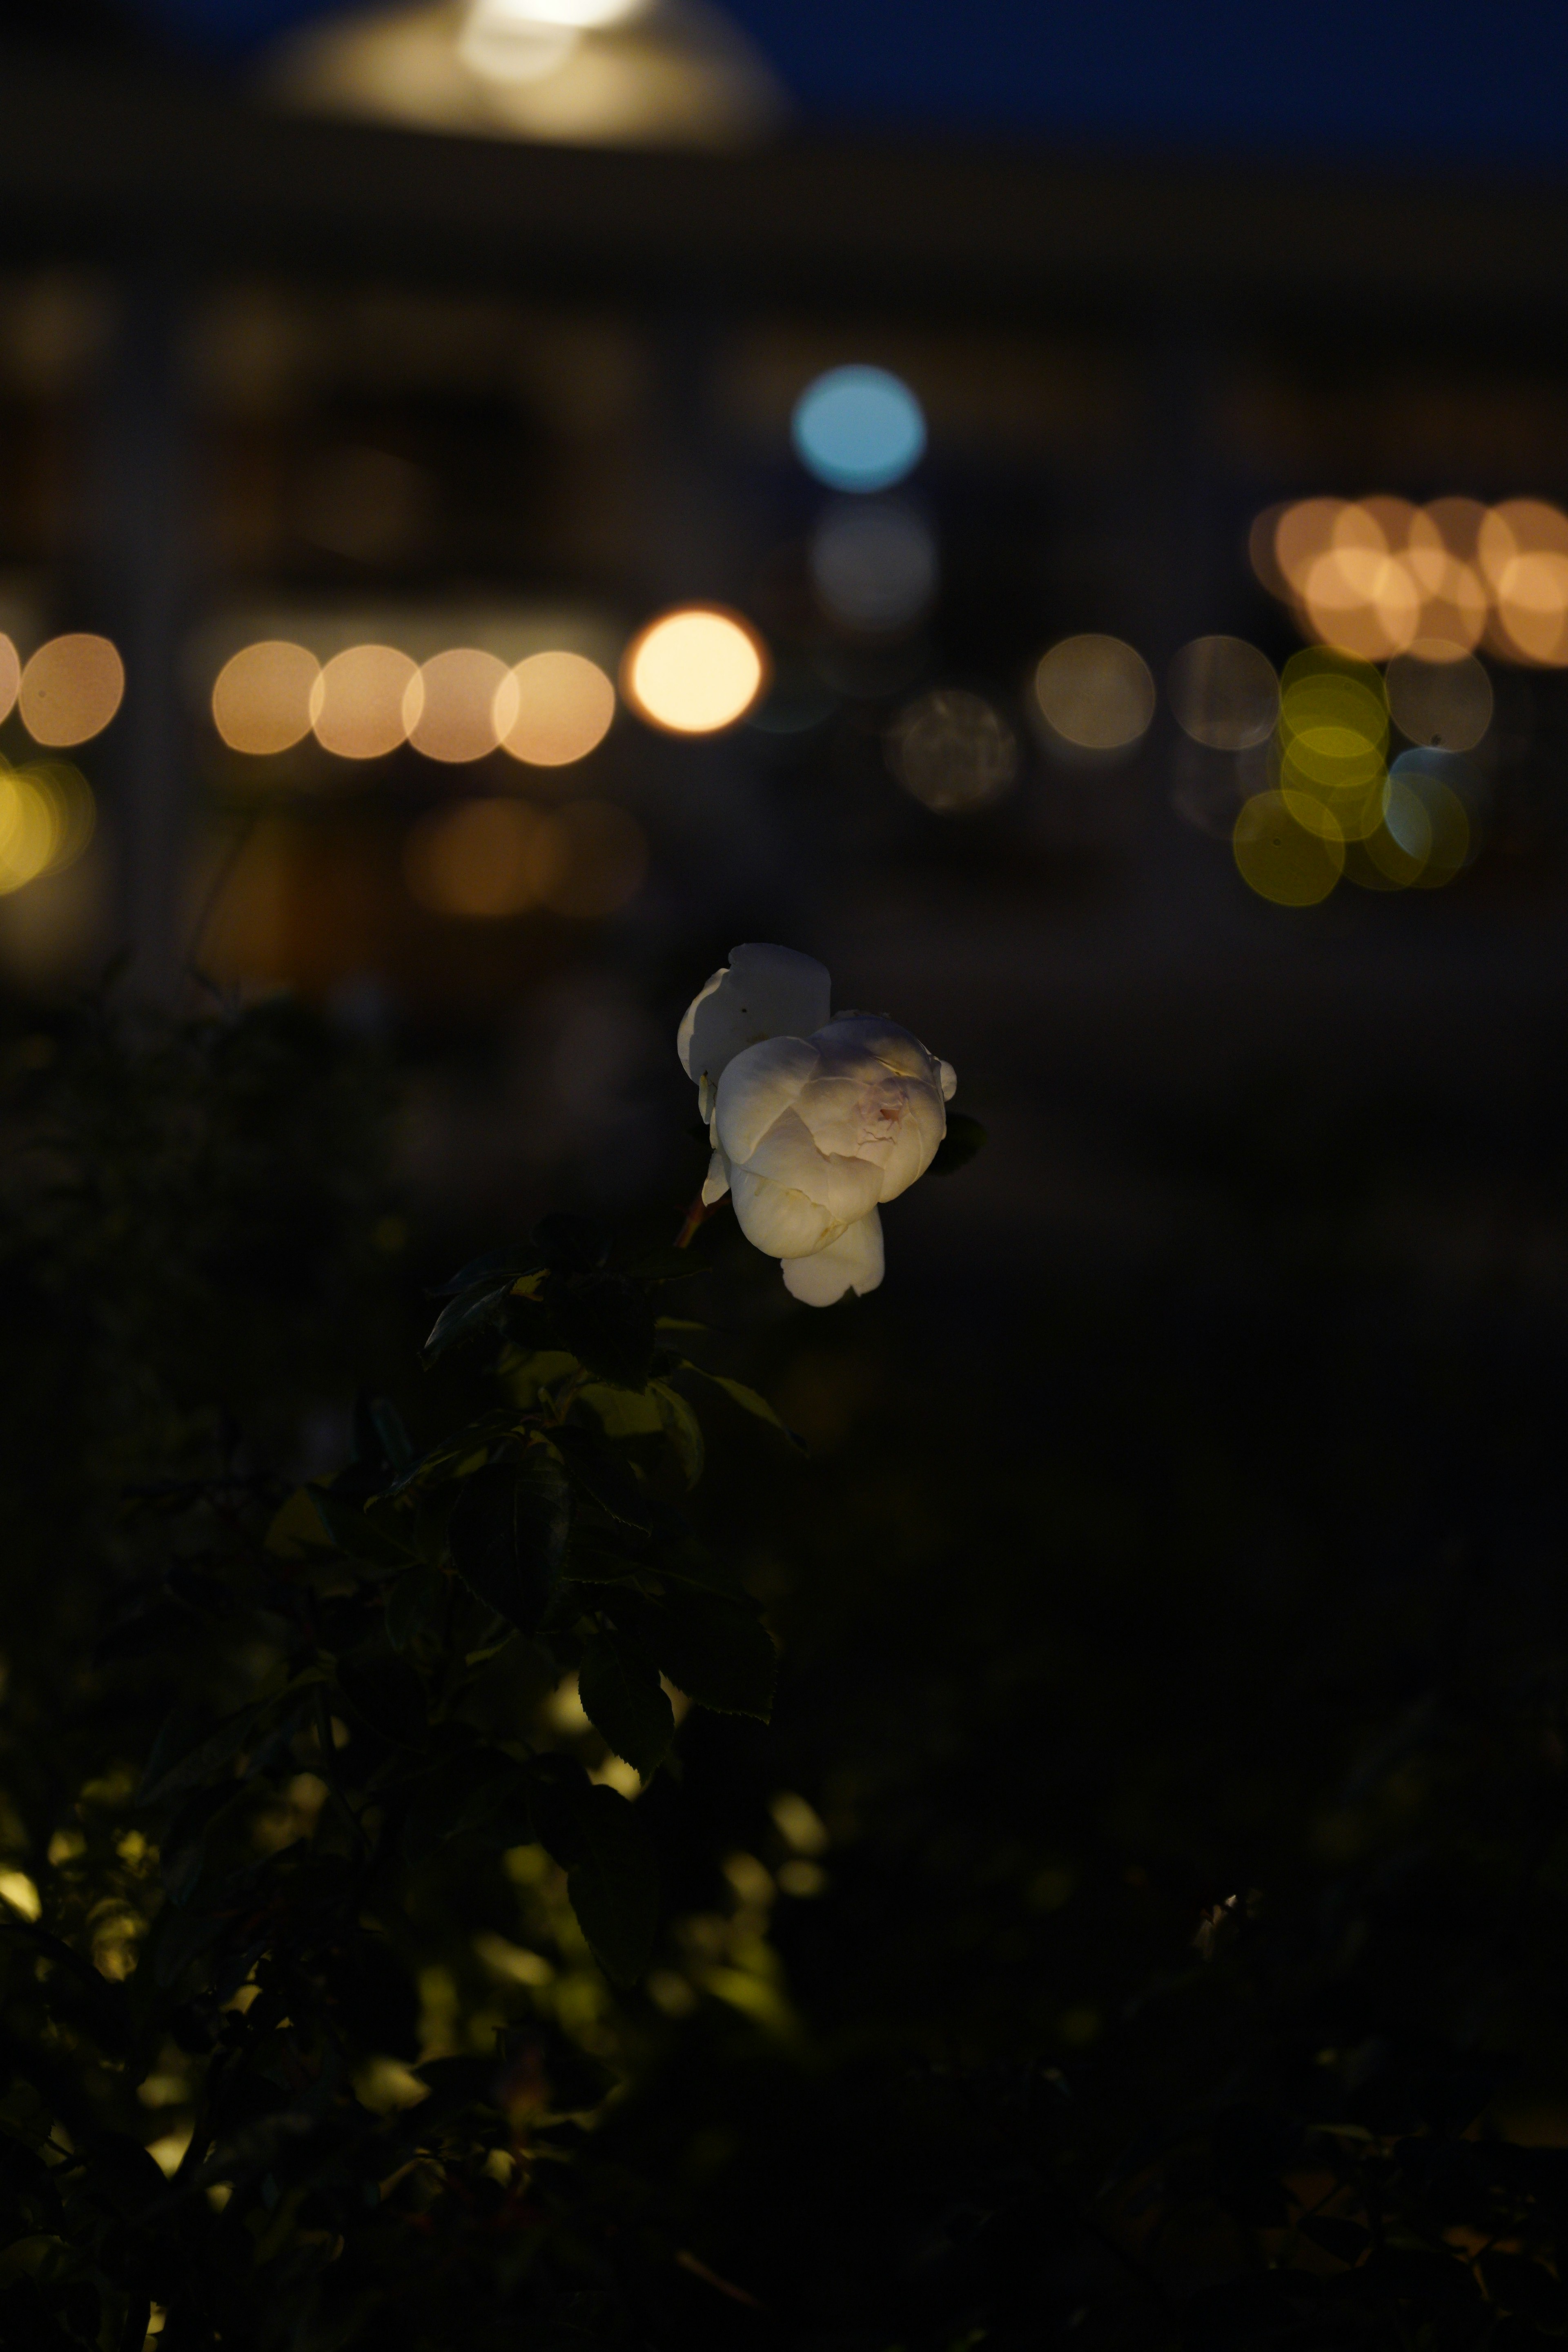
top-left (102, 0), bottom-right (1568, 169)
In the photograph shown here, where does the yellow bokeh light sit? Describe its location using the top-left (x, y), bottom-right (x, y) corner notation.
top-left (405, 796), bottom-right (562, 917)
top-left (0, 760), bottom-right (92, 895)
top-left (0, 635), bottom-right (19, 726)
top-left (212, 641), bottom-right (321, 754)
top-left (1033, 633), bottom-right (1154, 752)
top-left (1385, 648), bottom-right (1492, 751)
top-left (1301, 544), bottom-right (1419, 661)
top-left (310, 644), bottom-right (421, 760)
top-left (497, 649), bottom-right (616, 766)
top-left (19, 634), bottom-right (125, 747)
top-left (407, 647), bottom-right (511, 764)
top-left (1167, 636), bottom-right (1278, 751)
top-left (1233, 790), bottom-right (1342, 906)
top-left (622, 607), bottom-right (767, 735)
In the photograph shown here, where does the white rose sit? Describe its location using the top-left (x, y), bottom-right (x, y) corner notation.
top-left (676, 947), bottom-right (957, 1306)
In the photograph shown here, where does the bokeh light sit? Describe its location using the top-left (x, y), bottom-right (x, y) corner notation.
top-left (1232, 790), bottom-right (1342, 906)
top-left (310, 644), bottom-right (421, 760)
top-left (886, 688), bottom-right (1018, 812)
top-left (622, 607), bottom-right (767, 734)
top-left (1387, 747), bottom-right (1472, 886)
top-left (1274, 649), bottom-right (1389, 842)
top-left (1033, 634), bottom-right (1155, 753)
top-left (497, 650), bottom-right (616, 766)
top-left (407, 647), bottom-right (510, 764)
top-left (212, 641), bottom-right (321, 755)
top-left (1385, 646), bottom-right (1492, 750)
top-left (19, 635), bottom-right (125, 748)
top-left (457, 0), bottom-right (579, 84)
top-left (791, 365), bottom-right (926, 494)
top-left (405, 796), bottom-right (561, 916)
top-left (1167, 636), bottom-right (1278, 751)
top-left (808, 499), bottom-right (938, 633)
top-left (405, 793), bottom-right (646, 920)
top-left (0, 759), bottom-right (94, 894)
top-left (0, 636), bottom-right (20, 727)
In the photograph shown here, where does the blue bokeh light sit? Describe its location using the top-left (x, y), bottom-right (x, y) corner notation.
top-left (791, 366), bottom-right (926, 494)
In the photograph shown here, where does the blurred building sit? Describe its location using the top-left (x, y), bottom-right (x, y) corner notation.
top-left (1, 0), bottom-right (1567, 1249)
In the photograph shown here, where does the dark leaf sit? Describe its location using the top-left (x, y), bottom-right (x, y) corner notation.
top-left (138, 1699), bottom-right (262, 1809)
top-left (1299, 2216), bottom-right (1370, 2265)
top-left (630, 1589), bottom-right (775, 1719)
top-left (336, 1638), bottom-right (428, 1746)
top-left (428, 1244), bottom-right (541, 1298)
top-left (423, 1281), bottom-right (514, 1363)
top-left (526, 1753), bottom-right (595, 1869)
top-left (674, 1365), bottom-right (805, 1451)
top-left (649, 1379), bottom-right (705, 1486)
top-left (384, 1563), bottom-right (447, 1650)
top-left (553, 1423), bottom-right (653, 1535)
top-left (160, 1783), bottom-right (240, 1907)
top-left (551, 1274), bottom-right (656, 1390)
top-left (448, 1450), bottom-right (571, 1634)
top-left (578, 1631), bottom-right (675, 1777)
top-left (930, 1110), bottom-right (987, 1176)
top-left (566, 1785), bottom-right (659, 1987)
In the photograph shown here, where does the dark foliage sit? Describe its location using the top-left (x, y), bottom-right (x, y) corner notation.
top-left (4, 996), bottom-right (1568, 2352)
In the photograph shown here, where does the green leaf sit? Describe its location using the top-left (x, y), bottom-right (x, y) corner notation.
top-left (447, 1450), bottom-right (571, 1634)
top-left (423, 1281), bottom-right (514, 1363)
top-left (633, 1590), bottom-right (774, 1719)
top-left (930, 1109), bottom-right (987, 1176)
top-left (648, 1379), bottom-right (705, 1486)
top-left (566, 1785), bottom-right (659, 1986)
top-left (677, 1365), bottom-right (805, 1452)
top-left (138, 1698), bottom-right (263, 1808)
top-left (578, 1632), bottom-right (674, 1777)
top-left (307, 1486), bottom-right (416, 1568)
top-left (336, 1639), bottom-right (428, 1746)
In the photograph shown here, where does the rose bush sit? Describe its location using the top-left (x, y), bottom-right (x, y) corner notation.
top-left (677, 944), bottom-right (957, 1305)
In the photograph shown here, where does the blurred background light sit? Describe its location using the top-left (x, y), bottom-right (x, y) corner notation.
top-left (19, 635), bottom-right (125, 748)
top-left (1386, 747), bottom-right (1473, 884)
top-left (503, 649), bottom-right (620, 766)
top-left (1232, 790), bottom-right (1342, 906)
top-left (1385, 646), bottom-right (1492, 750)
top-left (808, 498), bottom-right (937, 633)
top-left (498, 650), bottom-right (617, 766)
top-left (1167, 635), bottom-right (1278, 750)
top-left (791, 365), bottom-right (926, 493)
top-left (405, 794), bottom-right (560, 917)
top-left (1033, 633), bottom-right (1154, 753)
top-left (457, 3), bottom-right (579, 86)
top-left (310, 644), bottom-right (421, 760)
top-left (212, 640), bottom-right (321, 754)
top-left (0, 637), bottom-right (20, 729)
top-left (622, 607), bottom-right (766, 733)
top-left (407, 647), bottom-right (511, 763)
top-left (885, 687), bottom-right (1018, 812)
top-left (0, 761), bottom-right (94, 896)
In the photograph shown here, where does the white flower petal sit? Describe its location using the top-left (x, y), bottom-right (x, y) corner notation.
top-left (781, 1208), bottom-right (885, 1306)
top-left (715, 1035), bottom-right (820, 1167)
top-left (677, 943), bottom-right (831, 1090)
top-left (739, 1105), bottom-right (884, 1225)
top-left (939, 1060), bottom-right (957, 1101)
top-left (729, 1167), bottom-right (844, 1258)
top-left (700, 1147), bottom-right (731, 1205)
